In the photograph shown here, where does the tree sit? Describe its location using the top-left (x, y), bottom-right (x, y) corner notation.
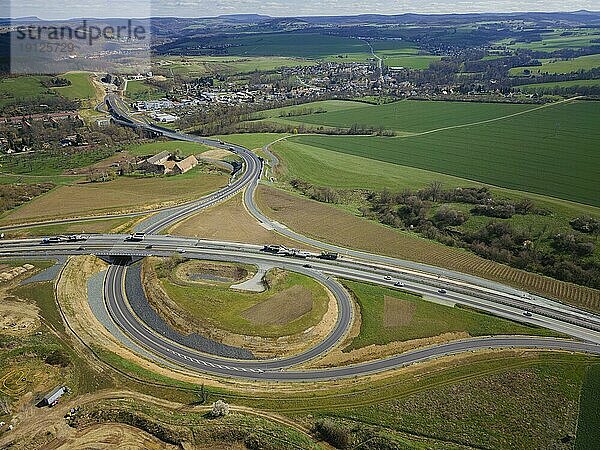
top-left (197, 384), bottom-right (208, 404)
top-left (210, 400), bottom-right (229, 417)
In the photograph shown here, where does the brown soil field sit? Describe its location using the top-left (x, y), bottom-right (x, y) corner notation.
top-left (0, 174), bottom-right (227, 225)
top-left (383, 296), bottom-right (416, 328)
top-left (170, 192), bottom-right (308, 249)
top-left (256, 185), bottom-right (600, 312)
top-left (200, 148), bottom-right (234, 160)
top-left (0, 301), bottom-right (40, 336)
top-left (3, 217), bottom-right (136, 238)
top-left (174, 260), bottom-right (252, 285)
top-left (241, 285), bottom-right (313, 326)
top-left (52, 423), bottom-right (179, 450)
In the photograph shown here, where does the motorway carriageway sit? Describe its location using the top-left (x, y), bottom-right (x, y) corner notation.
top-left (2, 236), bottom-right (600, 381)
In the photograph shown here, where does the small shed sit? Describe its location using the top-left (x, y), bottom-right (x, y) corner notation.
top-left (42, 386), bottom-right (66, 406)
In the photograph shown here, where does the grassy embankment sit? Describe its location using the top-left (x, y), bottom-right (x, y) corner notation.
top-left (342, 280), bottom-right (560, 351)
top-left (158, 262), bottom-right (330, 338)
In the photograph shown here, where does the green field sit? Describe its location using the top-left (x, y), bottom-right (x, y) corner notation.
top-left (257, 99), bottom-right (532, 133)
top-left (250, 100), bottom-right (368, 121)
top-left (382, 53), bottom-right (442, 69)
top-left (272, 139), bottom-right (480, 191)
top-left (0, 148), bottom-right (114, 176)
top-left (510, 54), bottom-right (600, 76)
top-left (343, 280), bottom-right (557, 350)
top-left (158, 56), bottom-right (317, 76)
top-left (575, 364), bottom-right (600, 449)
top-left (0, 76), bottom-right (54, 108)
top-left (159, 267), bottom-right (330, 338)
top-left (288, 99), bottom-right (600, 206)
top-left (516, 79), bottom-right (600, 92)
top-left (325, 355), bottom-right (590, 449)
top-left (500, 29), bottom-right (600, 52)
top-left (51, 72), bottom-right (96, 100)
top-left (125, 80), bottom-right (166, 101)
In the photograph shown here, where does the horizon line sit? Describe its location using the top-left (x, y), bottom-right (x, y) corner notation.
top-left (5, 9), bottom-right (600, 22)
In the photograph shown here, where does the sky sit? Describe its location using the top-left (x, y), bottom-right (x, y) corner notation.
top-left (5, 0), bottom-right (599, 20)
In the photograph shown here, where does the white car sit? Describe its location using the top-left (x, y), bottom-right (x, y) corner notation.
top-left (384, 276), bottom-right (392, 281)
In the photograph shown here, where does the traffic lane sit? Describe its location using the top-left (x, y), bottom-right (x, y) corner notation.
top-left (3, 240), bottom-right (600, 341)
top-left (104, 269), bottom-right (600, 382)
top-left (107, 261), bottom-right (354, 369)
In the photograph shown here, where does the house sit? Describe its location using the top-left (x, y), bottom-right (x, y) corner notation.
top-left (95, 116), bottom-right (112, 127)
top-left (41, 386), bottom-right (66, 407)
top-left (172, 155), bottom-right (199, 175)
top-left (138, 152), bottom-right (198, 175)
top-left (138, 151), bottom-right (172, 174)
top-left (151, 112), bottom-right (179, 123)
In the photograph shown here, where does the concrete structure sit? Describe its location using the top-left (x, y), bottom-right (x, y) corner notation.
top-left (151, 112), bottom-right (179, 123)
top-left (95, 116), bottom-right (112, 127)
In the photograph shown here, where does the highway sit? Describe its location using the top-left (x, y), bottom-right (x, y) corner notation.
top-left (2, 235), bottom-right (600, 380)
top-left (1, 93), bottom-right (599, 381)
top-left (105, 93), bottom-right (264, 234)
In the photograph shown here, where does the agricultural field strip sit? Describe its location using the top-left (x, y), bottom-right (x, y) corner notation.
top-left (396, 96), bottom-right (582, 137)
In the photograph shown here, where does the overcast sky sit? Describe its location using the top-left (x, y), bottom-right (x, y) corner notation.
top-left (6, 0), bottom-right (599, 20)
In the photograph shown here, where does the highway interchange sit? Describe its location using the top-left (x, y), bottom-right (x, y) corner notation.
top-left (1, 93), bottom-right (599, 381)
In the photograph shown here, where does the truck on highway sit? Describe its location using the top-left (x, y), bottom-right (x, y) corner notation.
top-left (262, 245), bottom-right (314, 259)
top-left (125, 232), bottom-right (146, 242)
top-left (317, 251), bottom-right (339, 261)
top-left (41, 237), bottom-right (62, 244)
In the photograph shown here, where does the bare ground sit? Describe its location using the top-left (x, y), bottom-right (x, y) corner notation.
top-left (174, 260), bottom-right (252, 285)
top-left (383, 296), bottom-right (416, 328)
top-left (1, 389), bottom-right (317, 450)
top-left (1, 174), bottom-right (227, 225)
top-left (169, 192), bottom-right (309, 249)
top-left (241, 285), bottom-right (313, 326)
top-left (0, 301), bottom-right (40, 336)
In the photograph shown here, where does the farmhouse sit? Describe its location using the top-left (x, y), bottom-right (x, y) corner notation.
top-left (173, 155), bottom-right (199, 175)
top-left (138, 151), bottom-right (198, 175)
top-left (138, 151), bottom-right (172, 174)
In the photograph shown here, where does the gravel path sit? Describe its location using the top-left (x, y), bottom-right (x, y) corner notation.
top-left (19, 257), bottom-right (67, 285)
top-left (125, 263), bottom-right (254, 360)
top-left (231, 263), bottom-right (270, 292)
